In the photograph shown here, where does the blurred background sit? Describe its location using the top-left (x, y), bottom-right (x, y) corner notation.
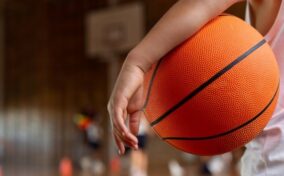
top-left (0, 0), bottom-right (247, 175)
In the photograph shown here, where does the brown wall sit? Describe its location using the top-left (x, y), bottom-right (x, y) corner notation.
top-left (3, 0), bottom-right (109, 173)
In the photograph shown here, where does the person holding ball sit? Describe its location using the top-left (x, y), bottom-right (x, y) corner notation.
top-left (107, 0), bottom-right (284, 175)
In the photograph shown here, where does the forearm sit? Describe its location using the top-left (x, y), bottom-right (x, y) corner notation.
top-left (126, 0), bottom-right (244, 72)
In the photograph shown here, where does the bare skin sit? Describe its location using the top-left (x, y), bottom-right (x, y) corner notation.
top-left (107, 0), bottom-right (282, 155)
top-left (249, 0), bottom-right (281, 35)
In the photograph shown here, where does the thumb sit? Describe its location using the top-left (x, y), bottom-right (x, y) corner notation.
top-left (129, 110), bottom-right (145, 136)
top-left (128, 85), bottom-right (145, 135)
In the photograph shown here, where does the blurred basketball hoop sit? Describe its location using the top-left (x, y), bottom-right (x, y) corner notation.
top-left (85, 2), bottom-right (145, 60)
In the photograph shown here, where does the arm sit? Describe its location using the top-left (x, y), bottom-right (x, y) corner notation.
top-left (108, 0), bottom-right (244, 155)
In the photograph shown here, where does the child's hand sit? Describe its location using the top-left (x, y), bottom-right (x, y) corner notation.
top-left (107, 0), bottom-right (242, 155)
top-left (108, 54), bottom-right (147, 155)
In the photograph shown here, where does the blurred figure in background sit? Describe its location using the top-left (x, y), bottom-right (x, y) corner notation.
top-left (129, 117), bottom-right (150, 176)
top-left (202, 148), bottom-right (245, 176)
top-left (74, 109), bottom-right (105, 175)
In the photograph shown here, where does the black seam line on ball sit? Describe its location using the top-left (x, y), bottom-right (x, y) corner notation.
top-left (150, 39), bottom-right (267, 127)
top-left (162, 82), bottom-right (279, 141)
top-left (142, 59), bottom-right (163, 109)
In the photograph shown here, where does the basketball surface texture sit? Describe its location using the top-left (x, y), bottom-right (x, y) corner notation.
top-left (143, 15), bottom-right (280, 156)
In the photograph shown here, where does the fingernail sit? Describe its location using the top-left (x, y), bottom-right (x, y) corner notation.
top-left (118, 150), bottom-right (121, 155)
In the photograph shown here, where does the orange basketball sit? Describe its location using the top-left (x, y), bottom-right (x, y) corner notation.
top-left (143, 15), bottom-right (280, 155)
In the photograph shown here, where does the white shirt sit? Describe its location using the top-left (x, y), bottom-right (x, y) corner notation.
top-left (241, 1), bottom-right (284, 175)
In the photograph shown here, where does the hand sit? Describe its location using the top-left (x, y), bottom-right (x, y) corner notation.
top-left (107, 56), bottom-right (147, 155)
top-left (108, 0), bottom-right (239, 156)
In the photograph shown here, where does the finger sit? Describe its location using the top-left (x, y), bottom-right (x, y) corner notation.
top-left (111, 104), bottom-right (129, 136)
top-left (129, 110), bottom-right (142, 136)
top-left (114, 125), bottom-right (138, 148)
top-left (112, 107), bottom-right (139, 147)
top-left (122, 128), bottom-right (138, 146)
top-left (127, 85), bottom-right (144, 114)
top-left (114, 134), bottom-right (125, 155)
top-left (110, 104), bottom-right (138, 149)
top-left (114, 133), bottom-right (137, 152)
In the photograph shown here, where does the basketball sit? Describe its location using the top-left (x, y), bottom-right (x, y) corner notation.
top-left (143, 15), bottom-right (280, 155)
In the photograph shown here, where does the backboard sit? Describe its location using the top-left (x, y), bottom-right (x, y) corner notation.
top-left (85, 2), bottom-right (145, 58)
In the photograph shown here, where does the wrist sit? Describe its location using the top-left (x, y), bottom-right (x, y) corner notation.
top-left (125, 48), bottom-right (154, 73)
